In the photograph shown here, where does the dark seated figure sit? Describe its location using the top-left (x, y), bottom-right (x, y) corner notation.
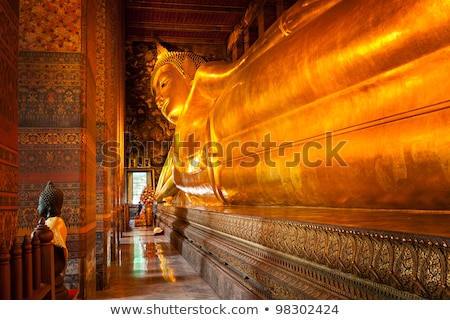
top-left (37, 181), bottom-right (69, 299)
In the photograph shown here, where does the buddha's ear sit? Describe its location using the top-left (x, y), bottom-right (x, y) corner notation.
top-left (182, 57), bottom-right (197, 82)
top-left (46, 206), bottom-right (52, 218)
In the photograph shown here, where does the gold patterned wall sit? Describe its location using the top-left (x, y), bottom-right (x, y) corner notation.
top-left (0, 0), bottom-right (19, 248)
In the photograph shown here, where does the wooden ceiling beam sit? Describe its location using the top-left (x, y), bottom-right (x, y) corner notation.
top-left (227, 0), bottom-right (267, 55)
top-left (126, 22), bottom-right (234, 33)
top-left (125, 2), bottom-right (248, 15)
top-left (126, 34), bottom-right (227, 46)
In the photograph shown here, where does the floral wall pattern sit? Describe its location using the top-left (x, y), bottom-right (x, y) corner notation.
top-left (19, 0), bottom-right (81, 52)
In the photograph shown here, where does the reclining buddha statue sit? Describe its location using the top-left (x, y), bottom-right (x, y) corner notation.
top-left (152, 0), bottom-right (450, 210)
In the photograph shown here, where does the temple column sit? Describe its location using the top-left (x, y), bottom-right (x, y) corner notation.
top-left (17, 0), bottom-right (102, 299)
top-left (0, 0), bottom-right (19, 248)
top-left (95, 0), bottom-right (125, 291)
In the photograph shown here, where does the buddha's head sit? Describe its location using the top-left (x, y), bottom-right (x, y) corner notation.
top-left (151, 43), bottom-right (206, 124)
top-left (37, 181), bottom-right (64, 219)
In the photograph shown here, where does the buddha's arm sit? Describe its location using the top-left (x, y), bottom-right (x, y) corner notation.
top-left (155, 172), bottom-right (178, 202)
top-left (190, 61), bottom-right (238, 103)
top-left (155, 148), bottom-right (179, 202)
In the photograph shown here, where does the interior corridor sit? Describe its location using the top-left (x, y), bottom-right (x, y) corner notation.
top-left (94, 223), bottom-right (220, 300)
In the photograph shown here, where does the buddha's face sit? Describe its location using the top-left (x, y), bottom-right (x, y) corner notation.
top-left (152, 63), bottom-right (191, 124)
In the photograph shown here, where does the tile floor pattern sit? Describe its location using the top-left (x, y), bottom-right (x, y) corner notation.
top-left (94, 225), bottom-right (220, 300)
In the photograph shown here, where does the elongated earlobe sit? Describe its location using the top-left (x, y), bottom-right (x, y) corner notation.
top-left (47, 206), bottom-right (52, 218)
top-left (183, 57), bottom-right (197, 84)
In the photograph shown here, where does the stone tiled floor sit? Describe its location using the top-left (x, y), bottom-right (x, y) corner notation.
top-left (94, 224), bottom-right (220, 300)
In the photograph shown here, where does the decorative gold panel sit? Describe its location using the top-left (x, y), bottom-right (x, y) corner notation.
top-left (157, 204), bottom-right (449, 299)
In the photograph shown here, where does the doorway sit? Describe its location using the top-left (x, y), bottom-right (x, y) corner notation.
top-left (126, 169), bottom-right (155, 205)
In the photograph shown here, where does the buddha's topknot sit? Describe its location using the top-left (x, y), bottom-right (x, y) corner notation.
top-left (39, 181), bottom-right (64, 215)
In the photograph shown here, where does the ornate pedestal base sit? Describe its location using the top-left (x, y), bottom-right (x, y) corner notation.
top-left (155, 204), bottom-right (450, 299)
